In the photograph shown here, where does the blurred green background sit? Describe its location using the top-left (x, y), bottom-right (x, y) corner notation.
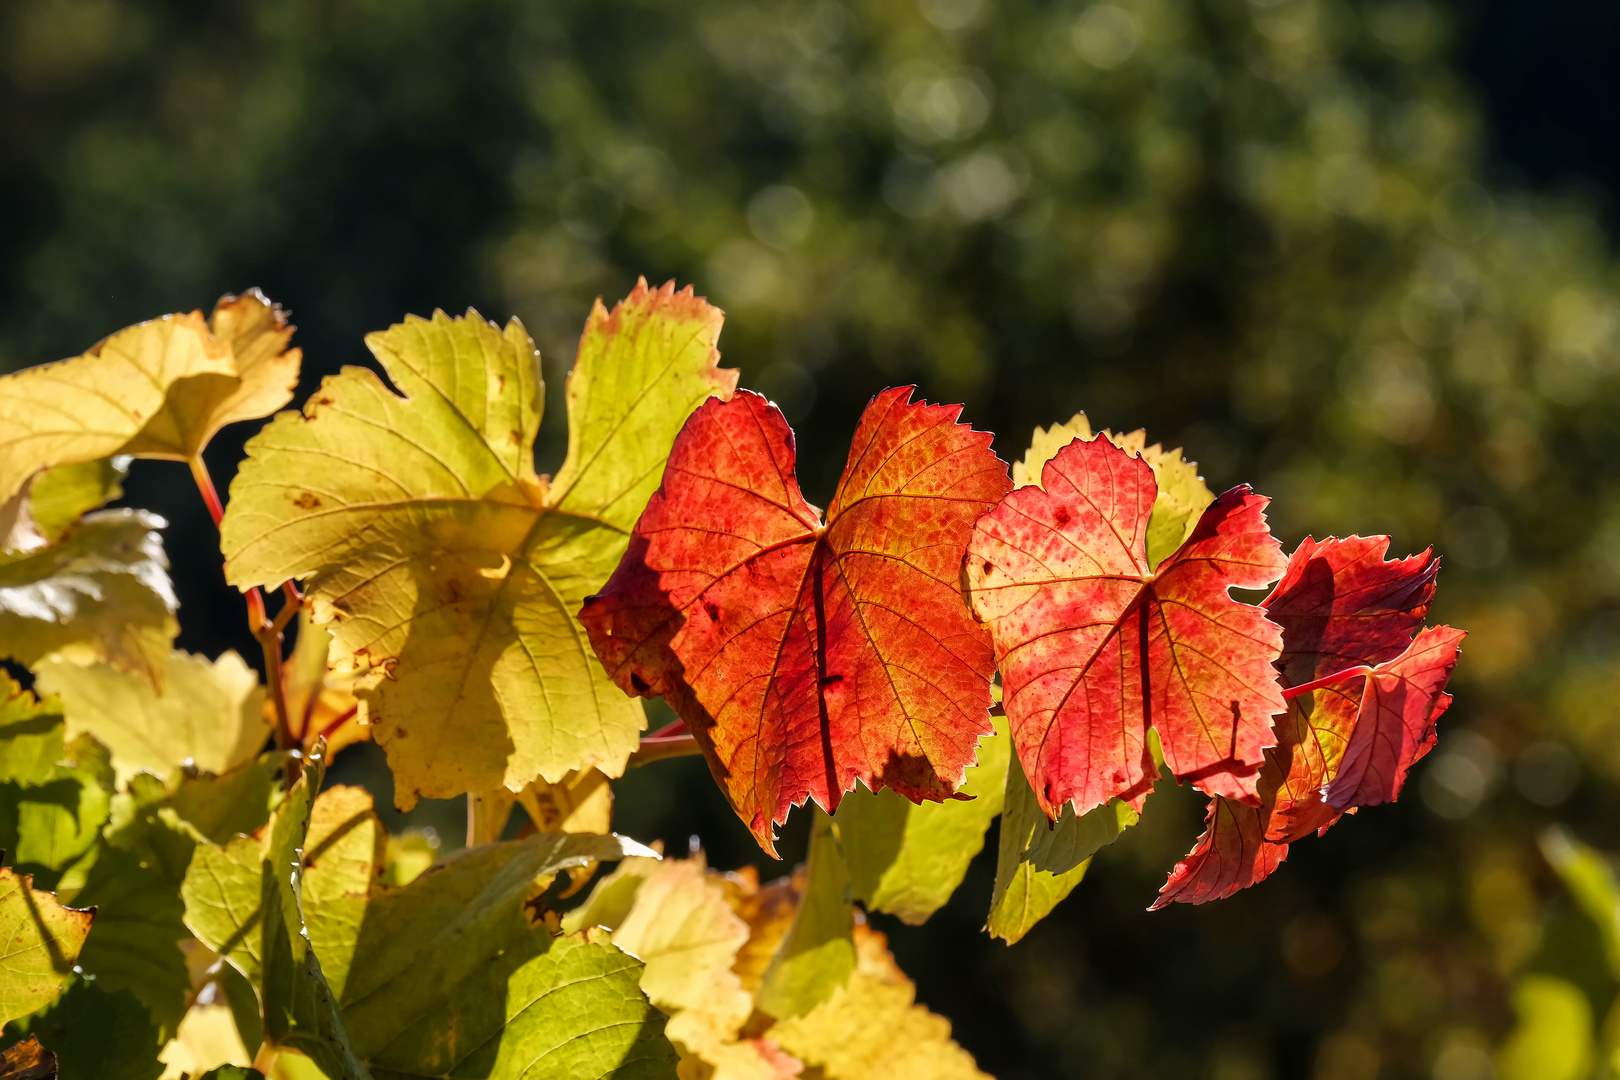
top-left (5, 0), bottom-right (1620, 1076)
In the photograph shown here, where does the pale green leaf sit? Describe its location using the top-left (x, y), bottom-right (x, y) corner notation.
top-left (836, 713), bottom-right (1010, 925)
top-left (221, 282), bottom-right (735, 805)
top-left (1497, 974), bottom-right (1592, 1080)
top-left (0, 510), bottom-right (178, 687)
top-left (755, 810), bottom-right (855, 1020)
top-left (987, 750), bottom-right (1137, 944)
top-left (289, 800), bottom-right (669, 1078)
top-left (26, 455), bottom-right (130, 544)
top-left (10, 978), bottom-right (164, 1080)
top-left (0, 313), bottom-right (234, 507)
top-left (36, 649), bottom-right (269, 784)
top-left (0, 684), bottom-right (113, 890)
top-left (1013, 413), bottom-right (1213, 569)
top-left (181, 747), bottom-right (367, 1080)
top-left (1540, 827), bottom-right (1620, 980)
top-left (0, 867), bottom-right (93, 1027)
top-left (769, 925), bottom-right (989, 1080)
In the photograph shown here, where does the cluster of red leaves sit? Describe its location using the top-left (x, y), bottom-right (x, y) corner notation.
top-left (581, 387), bottom-right (1464, 905)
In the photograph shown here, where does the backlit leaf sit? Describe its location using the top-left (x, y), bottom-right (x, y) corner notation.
top-left (768, 925), bottom-right (989, 1080)
top-left (36, 650), bottom-right (268, 785)
top-left (0, 679), bottom-right (112, 891)
top-left (1013, 414), bottom-right (1213, 570)
top-left (181, 746), bottom-right (367, 1080)
top-left (0, 313), bottom-right (234, 507)
top-left (967, 434), bottom-right (1288, 821)
top-left (0, 868), bottom-right (92, 1027)
top-left (1154, 537), bottom-right (1455, 907)
top-left (987, 750), bottom-right (1136, 944)
top-left (119, 290), bottom-right (301, 462)
top-left (26, 456), bottom-right (130, 545)
top-left (0, 510), bottom-right (178, 687)
top-left (600, 387), bottom-right (1009, 852)
top-left (221, 280), bottom-right (736, 804)
top-left (755, 811), bottom-right (854, 1019)
top-left (9, 979), bottom-right (163, 1080)
top-left (0, 1036), bottom-right (54, 1080)
top-left (280, 783), bottom-right (667, 1077)
top-left (157, 1004), bottom-right (253, 1080)
top-left (836, 712), bottom-right (1010, 926)
top-left (1497, 975), bottom-right (1592, 1080)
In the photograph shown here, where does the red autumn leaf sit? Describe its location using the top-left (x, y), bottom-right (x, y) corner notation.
top-left (1153, 536), bottom-right (1461, 908)
top-left (588, 386), bottom-right (1010, 854)
top-left (1323, 625), bottom-right (1466, 810)
top-left (965, 434), bottom-right (1289, 822)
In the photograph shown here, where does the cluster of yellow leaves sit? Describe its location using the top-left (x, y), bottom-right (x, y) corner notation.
top-left (566, 852), bottom-right (990, 1080)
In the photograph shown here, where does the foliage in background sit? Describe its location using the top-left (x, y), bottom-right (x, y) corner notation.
top-left (3, 0), bottom-right (1620, 1076)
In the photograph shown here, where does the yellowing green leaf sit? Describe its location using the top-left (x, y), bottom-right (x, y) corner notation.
top-left (836, 714), bottom-right (1010, 926)
top-left (181, 746), bottom-right (367, 1080)
top-left (0, 509), bottom-right (178, 686)
top-left (769, 925), bottom-right (988, 1080)
top-left (1497, 974), bottom-right (1593, 1080)
top-left (36, 650), bottom-right (269, 784)
top-left (0, 680), bottom-right (113, 890)
top-left (755, 811), bottom-right (854, 1020)
top-left (26, 455), bottom-right (130, 544)
top-left (120, 290), bottom-right (302, 462)
top-left (0, 866), bottom-right (94, 1026)
top-left (1013, 413), bottom-right (1213, 569)
top-left (0, 312), bottom-right (234, 506)
top-left (988, 750), bottom-right (1137, 944)
top-left (220, 280), bottom-right (736, 805)
top-left (159, 1003), bottom-right (253, 1079)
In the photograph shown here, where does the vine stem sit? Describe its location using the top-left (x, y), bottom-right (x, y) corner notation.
top-left (251, 1041), bottom-right (280, 1074)
top-left (626, 734), bottom-right (702, 768)
top-left (188, 455), bottom-right (300, 775)
top-left (1280, 665), bottom-right (1374, 701)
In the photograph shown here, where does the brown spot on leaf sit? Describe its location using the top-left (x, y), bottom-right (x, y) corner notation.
top-left (293, 492), bottom-right (321, 510)
top-left (630, 673), bottom-right (650, 693)
top-left (705, 602), bottom-right (721, 622)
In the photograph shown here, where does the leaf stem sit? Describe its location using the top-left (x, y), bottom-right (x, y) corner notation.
top-left (1281, 665), bottom-right (1374, 700)
top-left (188, 454), bottom-right (300, 776)
top-left (647, 717), bottom-right (689, 739)
top-left (627, 733), bottom-right (703, 768)
top-left (252, 1040), bottom-right (280, 1074)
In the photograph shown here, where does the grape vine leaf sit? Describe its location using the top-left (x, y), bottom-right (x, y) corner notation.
top-left (119, 289), bottom-right (302, 461)
top-left (1013, 414), bottom-right (1213, 570)
top-left (835, 711), bottom-right (1010, 926)
top-left (8, 978), bottom-right (163, 1080)
top-left (0, 678), bottom-right (113, 891)
top-left (1152, 537), bottom-right (1460, 907)
top-left (0, 867), bottom-right (93, 1027)
top-left (0, 510), bottom-right (178, 687)
top-left (158, 1004), bottom-right (253, 1078)
top-left (755, 811), bottom-right (855, 1019)
top-left (591, 387), bottom-right (1010, 853)
top-left (966, 433), bottom-right (1288, 822)
top-left (0, 313), bottom-right (234, 507)
top-left (0, 1037), bottom-right (53, 1080)
top-left (35, 650), bottom-right (269, 784)
top-left (988, 749), bottom-right (1138, 944)
top-left (181, 744), bottom-right (368, 1080)
top-left (25, 456), bottom-right (130, 545)
top-left (221, 280), bottom-right (736, 805)
top-left (287, 785), bottom-right (672, 1078)
top-left (600, 857), bottom-right (786, 1077)
top-left (768, 924), bottom-right (989, 1080)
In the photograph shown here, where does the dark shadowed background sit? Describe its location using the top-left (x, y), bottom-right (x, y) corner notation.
top-left (4, 0), bottom-right (1620, 1076)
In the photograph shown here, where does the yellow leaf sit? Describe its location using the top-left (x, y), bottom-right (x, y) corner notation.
top-left (121, 290), bottom-right (302, 461)
top-left (768, 925), bottom-right (989, 1080)
top-left (220, 280), bottom-right (737, 804)
top-left (1014, 413), bottom-right (1213, 569)
top-left (0, 312), bottom-right (234, 506)
top-left (35, 649), bottom-right (269, 784)
top-left (158, 1003), bottom-right (252, 1079)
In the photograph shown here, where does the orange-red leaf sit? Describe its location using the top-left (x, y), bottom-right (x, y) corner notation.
top-left (1324, 625), bottom-right (1465, 810)
top-left (965, 434), bottom-right (1288, 821)
top-left (595, 387), bottom-right (1010, 854)
top-left (1154, 537), bottom-right (1455, 908)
